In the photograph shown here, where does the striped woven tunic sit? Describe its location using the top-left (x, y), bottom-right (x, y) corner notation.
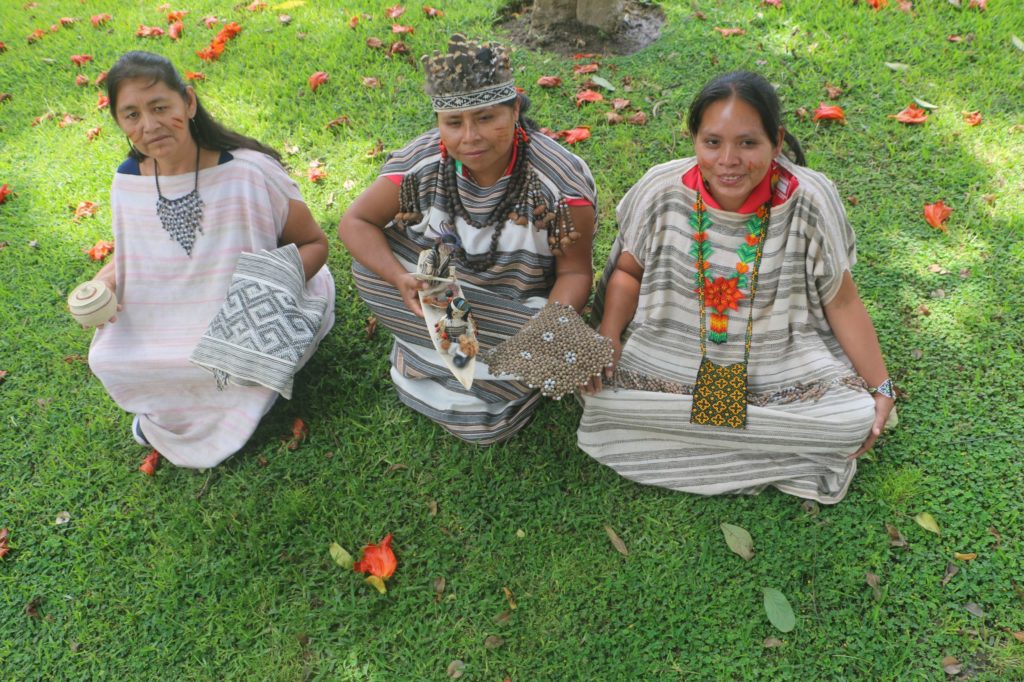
top-left (88, 149), bottom-right (335, 468)
top-left (352, 129), bottom-right (596, 443)
top-left (578, 156), bottom-right (875, 504)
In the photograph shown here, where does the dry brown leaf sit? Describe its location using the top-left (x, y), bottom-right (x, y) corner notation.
top-left (763, 637), bottom-right (784, 648)
top-left (605, 112), bottom-right (624, 125)
top-left (885, 523), bottom-right (908, 549)
top-left (24, 597), bottom-right (42, 619)
top-left (917, 304), bottom-right (931, 316)
top-left (825, 82), bottom-right (843, 99)
top-left (604, 525), bottom-right (629, 556)
top-left (941, 562), bottom-right (959, 587)
top-left (385, 463), bottom-right (408, 475)
top-left (432, 576), bottom-right (446, 600)
top-left (367, 140), bottom-right (385, 157)
top-left (483, 635), bottom-right (504, 649)
top-left (942, 656), bottom-right (962, 676)
top-left (1010, 630), bottom-right (1024, 643)
top-left (503, 586), bottom-right (517, 610)
top-left (953, 552), bottom-right (977, 561)
top-left (365, 315), bottom-right (378, 338)
top-left (493, 610), bottom-right (511, 624)
top-left (446, 660), bottom-right (465, 679)
top-left (865, 572), bottom-right (882, 601)
top-left (427, 499), bottom-right (438, 516)
top-left (988, 526), bottom-right (1001, 547)
top-left (964, 602), bottom-right (985, 618)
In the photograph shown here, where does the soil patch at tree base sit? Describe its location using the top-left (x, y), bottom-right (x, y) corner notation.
top-left (497, 1), bottom-right (665, 56)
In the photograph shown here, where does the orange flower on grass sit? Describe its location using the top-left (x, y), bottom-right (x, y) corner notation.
top-left (812, 103), bottom-right (846, 124)
top-left (84, 239), bottom-right (113, 260)
top-left (962, 110), bottom-right (981, 126)
top-left (924, 201), bottom-right (952, 231)
top-left (308, 71), bottom-right (329, 92)
top-left (139, 450), bottom-right (160, 476)
top-left (0, 184), bottom-right (12, 204)
top-left (354, 534), bottom-right (397, 592)
top-left (889, 103), bottom-right (928, 124)
top-left (702, 276), bottom-right (745, 313)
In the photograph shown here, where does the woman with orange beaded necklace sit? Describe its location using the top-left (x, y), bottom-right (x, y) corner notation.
top-left (578, 71), bottom-right (895, 504)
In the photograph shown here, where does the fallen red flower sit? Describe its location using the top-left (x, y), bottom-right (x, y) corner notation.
top-left (219, 22), bottom-right (242, 40)
top-left (308, 71), bottom-right (329, 92)
top-left (84, 239), bottom-right (113, 259)
top-left (923, 201), bottom-right (952, 231)
top-left (763, 0), bottom-right (782, 6)
top-left (0, 527), bottom-right (9, 559)
top-left (91, 14), bottom-right (111, 27)
top-left (0, 184), bottom-right (12, 204)
top-left (628, 111), bottom-right (647, 125)
top-left (71, 54), bottom-right (93, 67)
top-left (95, 71), bottom-right (108, 86)
top-left (559, 126), bottom-right (591, 144)
top-left (575, 89), bottom-right (603, 107)
top-left (203, 16), bottom-right (219, 28)
top-left (866, 0), bottom-right (887, 9)
top-left (962, 110), bottom-right (981, 127)
top-left (573, 53), bottom-right (597, 59)
top-left (75, 201), bottom-right (100, 222)
top-left (245, 0), bottom-right (267, 10)
top-left (167, 10), bottom-right (188, 22)
top-left (27, 29), bottom-right (46, 44)
top-left (353, 534), bottom-right (397, 579)
top-left (385, 5), bottom-right (406, 18)
top-left (169, 21), bottom-right (184, 41)
top-left (97, 94), bottom-right (110, 110)
top-left (185, 71), bottom-right (205, 82)
top-left (714, 27), bottom-right (746, 37)
top-left (348, 15), bottom-right (359, 28)
top-left (58, 113), bottom-right (82, 128)
top-left (969, 0), bottom-right (986, 10)
top-left (136, 25), bottom-right (165, 38)
top-left (75, 74), bottom-right (89, 87)
top-left (60, 17), bottom-right (77, 27)
top-left (423, 6), bottom-right (444, 17)
top-left (536, 76), bottom-right (562, 88)
top-left (86, 126), bottom-right (102, 141)
top-left (889, 103), bottom-right (927, 124)
top-left (392, 24), bottom-right (414, 34)
top-left (307, 167), bottom-right (327, 183)
top-left (0, 42), bottom-right (6, 53)
top-left (812, 102), bottom-right (847, 124)
top-left (573, 63), bottom-right (599, 74)
top-left (139, 450), bottom-right (160, 476)
top-left (362, 76), bottom-right (380, 88)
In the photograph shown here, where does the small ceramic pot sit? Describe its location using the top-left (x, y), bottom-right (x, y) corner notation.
top-left (68, 281), bottom-right (117, 328)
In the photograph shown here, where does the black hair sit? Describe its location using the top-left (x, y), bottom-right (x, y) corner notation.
top-left (686, 71), bottom-right (806, 166)
top-left (106, 51), bottom-right (282, 163)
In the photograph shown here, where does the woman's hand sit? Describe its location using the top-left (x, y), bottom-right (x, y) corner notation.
top-left (392, 272), bottom-right (428, 318)
top-left (581, 329), bottom-right (622, 395)
top-left (847, 394), bottom-right (895, 459)
top-left (88, 266), bottom-right (121, 329)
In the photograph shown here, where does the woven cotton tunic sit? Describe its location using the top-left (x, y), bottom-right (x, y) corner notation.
top-left (88, 149), bottom-right (335, 468)
top-left (577, 156), bottom-right (875, 504)
top-left (352, 129), bottom-right (597, 443)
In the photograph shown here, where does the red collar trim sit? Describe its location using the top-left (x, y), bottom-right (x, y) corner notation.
top-left (681, 161), bottom-right (798, 213)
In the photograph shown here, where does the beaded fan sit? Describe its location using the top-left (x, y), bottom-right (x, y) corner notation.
top-left (422, 34), bottom-right (517, 112)
top-left (484, 303), bottom-right (614, 400)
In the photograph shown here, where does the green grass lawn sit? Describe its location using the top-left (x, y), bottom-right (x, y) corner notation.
top-left (2, 0), bottom-right (1023, 679)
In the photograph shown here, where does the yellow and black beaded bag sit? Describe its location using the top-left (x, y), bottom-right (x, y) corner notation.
top-left (689, 192), bottom-right (771, 429)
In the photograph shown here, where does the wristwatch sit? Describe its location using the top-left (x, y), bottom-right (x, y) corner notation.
top-left (868, 378), bottom-right (896, 399)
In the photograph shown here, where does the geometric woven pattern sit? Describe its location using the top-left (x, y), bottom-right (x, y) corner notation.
top-left (689, 358), bottom-right (748, 428)
top-left (190, 243), bottom-right (328, 399)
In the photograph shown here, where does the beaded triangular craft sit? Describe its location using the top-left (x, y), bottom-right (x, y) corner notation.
top-left (484, 303), bottom-right (614, 400)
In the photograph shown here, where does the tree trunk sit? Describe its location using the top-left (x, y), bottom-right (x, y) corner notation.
top-left (532, 0), bottom-right (625, 33)
top-left (531, 0), bottom-right (576, 27)
top-left (576, 0), bottom-right (625, 33)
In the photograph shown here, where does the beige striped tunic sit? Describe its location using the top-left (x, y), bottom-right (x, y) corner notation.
top-left (353, 129), bottom-right (596, 443)
top-left (578, 156), bottom-right (875, 504)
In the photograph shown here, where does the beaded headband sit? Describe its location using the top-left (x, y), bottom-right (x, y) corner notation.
top-left (422, 34), bottom-right (517, 113)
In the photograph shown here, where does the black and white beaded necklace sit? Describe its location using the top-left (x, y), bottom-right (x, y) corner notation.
top-left (153, 143), bottom-right (204, 256)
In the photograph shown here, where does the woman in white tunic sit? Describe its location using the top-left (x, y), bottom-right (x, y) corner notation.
top-left (578, 72), bottom-right (895, 504)
top-left (86, 52), bottom-right (335, 468)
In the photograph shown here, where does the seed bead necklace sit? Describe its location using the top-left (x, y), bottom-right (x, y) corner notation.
top-left (154, 143), bottom-right (204, 256)
top-left (689, 187), bottom-right (772, 429)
